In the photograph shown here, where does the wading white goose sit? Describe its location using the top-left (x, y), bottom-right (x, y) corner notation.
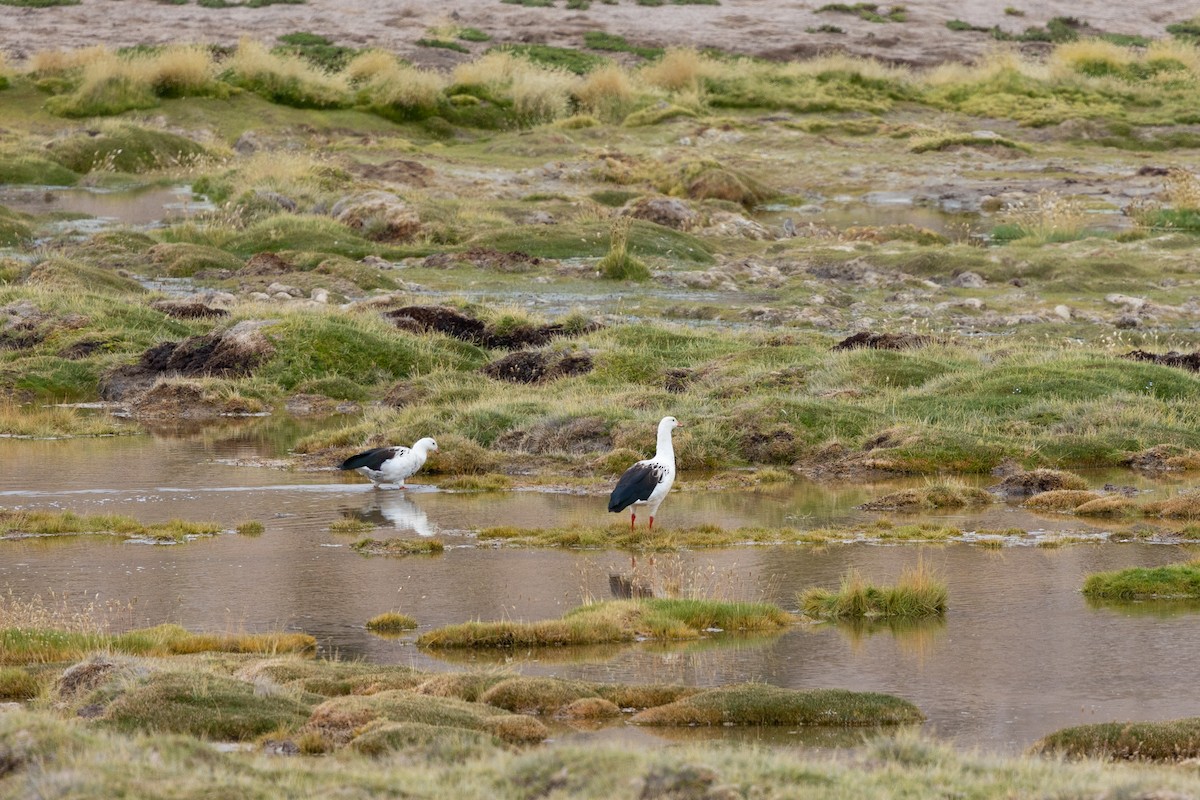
top-left (339, 437), bottom-right (438, 489)
top-left (608, 416), bottom-right (681, 530)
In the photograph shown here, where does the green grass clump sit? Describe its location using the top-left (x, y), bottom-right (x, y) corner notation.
top-left (103, 671), bottom-right (314, 741)
top-left (274, 32), bottom-right (359, 72)
top-left (0, 155), bottom-right (79, 186)
top-left (306, 690), bottom-right (546, 745)
top-left (473, 218), bottom-right (712, 262)
top-left (366, 612), bottom-right (418, 633)
top-left (816, 3), bottom-right (905, 22)
top-left (147, 242), bottom-right (244, 277)
top-left (582, 32), bottom-right (664, 59)
top-left (493, 44), bottom-right (606, 75)
top-left (417, 39), bottom-right (471, 54)
top-left (1023, 490), bottom-right (1103, 512)
top-left (236, 521), bottom-right (265, 536)
top-left (329, 518), bottom-right (375, 535)
top-left (45, 126), bottom-right (207, 173)
top-left (0, 508), bottom-right (222, 543)
top-left (351, 538), bottom-right (445, 556)
top-left (860, 480), bottom-right (992, 511)
top-left (439, 473), bottom-right (514, 491)
top-left (458, 28), bottom-right (492, 42)
top-left (910, 133), bottom-right (1025, 153)
top-left (1035, 717), bottom-right (1200, 761)
top-left (238, 658), bottom-right (423, 697)
top-left (597, 217), bottom-right (650, 281)
top-left (478, 677), bottom-right (601, 714)
top-left (800, 563), bottom-right (948, 619)
top-left (349, 721), bottom-right (501, 760)
top-left (1167, 21), bottom-right (1200, 42)
top-left (631, 683), bottom-right (924, 726)
top-left (0, 208), bottom-right (33, 247)
top-left (0, 666), bottom-right (40, 700)
top-left (1082, 560), bottom-right (1200, 600)
top-left (218, 215), bottom-right (377, 258)
top-left (417, 598), bottom-right (792, 649)
top-left (0, 624), bottom-right (315, 666)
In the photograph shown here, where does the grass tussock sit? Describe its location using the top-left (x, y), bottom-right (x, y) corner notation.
top-left (0, 508), bottom-right (223, 543)
top-left (1022, 490), bottom-right (1102, 511)
top-left (351, 538), bottom-right (445, 556)
top-left (799, 562), bottom-right (948, 620)
top-left (366, 612), bottom-right (418, 633)
top-left (0, 405), bottom-right (131, 438)
top-left (477, 520), bottom-right (963, 550)
top-left (596, 216), bottom-right (650, 281)
top-left (1035, 717), bottom-right (1200, 761)
top-left (1082, 560), bottom-right (1200, 600)
top-left (417, 598), bottom-right (792, 649)
top-left (0, 622), bottom-right (314, 666)
top-left (859, 480), bottom-right (992, 511)
top-left (631, 683), bottom-right (924, 726)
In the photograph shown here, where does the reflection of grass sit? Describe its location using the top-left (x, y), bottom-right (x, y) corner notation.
top-left (1085, 595), bottom-right (1200, 618)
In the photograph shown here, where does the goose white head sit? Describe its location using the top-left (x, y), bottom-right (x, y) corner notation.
top-left (656, 416), bottom-right (681, 458)
top-left (412, 437), bottom-right (439, 454)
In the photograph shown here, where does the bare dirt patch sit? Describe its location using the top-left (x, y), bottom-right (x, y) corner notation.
top-left (386, 305), bottom-right (594, 349)
top-left (482, 350), bottom-right (593, 384)
top-left (1124, 350), bottom-right (1200, 372)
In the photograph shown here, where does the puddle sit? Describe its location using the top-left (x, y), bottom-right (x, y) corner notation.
top-left (0, 184), bottom-right (214, 229)
top-left (3, 428), bottom-right (1200, 753)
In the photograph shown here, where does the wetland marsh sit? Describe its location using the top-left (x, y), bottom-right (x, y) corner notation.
top-left (6, 4), bottom-right (1200, 796)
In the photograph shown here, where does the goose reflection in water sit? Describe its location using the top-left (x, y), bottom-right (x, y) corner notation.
top-left (353, 492), bottom-right (436, 537)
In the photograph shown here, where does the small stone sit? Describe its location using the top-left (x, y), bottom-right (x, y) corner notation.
top-left (311, 288), bottom-right (329, 304)
top-left (266, 282), bottom-right (302, 297)
top-left (950, 271), bottom-right (986, 289)
top-left (273, 292), bottom-right (294, 301)
top-left (248, 292), bottom-right (271, 302)
top-left (1054, 304), bottom-right (1071, 321)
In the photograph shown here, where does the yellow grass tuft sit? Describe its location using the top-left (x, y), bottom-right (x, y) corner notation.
top-left (28, 45), bottom-right (110, 77)
top-left (640, 48), bottom-right (717, 92)
top-left (575, 64), bottom-right (635, 121)
top-left (1023, 490), bottom-right (1102, 512)
top-left (511, 66), bottom-right (578, 124)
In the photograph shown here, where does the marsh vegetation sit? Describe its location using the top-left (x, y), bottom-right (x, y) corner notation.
top-left (6, 9), bottom-right (1200, 796)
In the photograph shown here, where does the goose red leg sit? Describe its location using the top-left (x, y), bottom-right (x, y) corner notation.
top-left (649, 516), bottom-right (655, 530)
top-left (630, 512), bottom-right (636, 530)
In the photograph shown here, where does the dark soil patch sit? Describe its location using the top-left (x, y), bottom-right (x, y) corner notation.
top-left (238, 252), bottom-right (294, 277)
top-left (1124, 349), bottom-right (1200, 372)
top-left (832, 331), bottom-right (933, 351)
top-left (0, 329), bottom-right (44, 350)
top-left (56, 657), bottom-right (118, 700)
top-left (423, 247), bottom-right (549, 273)
top-left (128, 382), bottom-right (222, 419)
top-left (991, 468), bottom-right (1088, 497)
top-left (1125, 445), bottom-right (1200, 472)
top-left (385, 305), bottom-right (595, 349)
top-left (99, 320), bottom-right (276, 401)
top-left (664, 368), bottom-right (697, 394)
top-left (740, 424), bottom-right (801, 464)
top-left (482, 351), bottom-right (594, 383)
top-left (150, 300), bottom-right (230, 320)
top-left (57, 338), bottom-right (110, 359)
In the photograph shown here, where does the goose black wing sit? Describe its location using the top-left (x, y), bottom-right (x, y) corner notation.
top-left (340, 447), bottom-right (402, 471)
top-left (608, 462), bottom-right (661, 513)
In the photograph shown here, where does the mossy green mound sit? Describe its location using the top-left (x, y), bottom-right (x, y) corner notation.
top-left (1082, 560), bottom-right (1200, 600)
top-left (1035, 717), bottom-right (1200, 761)
top-left (102, 671), bottom-right (314, 741)
top-left (46, 126), bottom-right (207, 173)
top-left (349, 720), bottom-right (501, 760)
top-left (631, 684), bottom-right (924, 726)
top-left (417, 599), bottom-right (792, 649)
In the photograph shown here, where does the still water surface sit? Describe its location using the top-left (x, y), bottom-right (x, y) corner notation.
top-left (2, 426), bottom-right (1198, 753)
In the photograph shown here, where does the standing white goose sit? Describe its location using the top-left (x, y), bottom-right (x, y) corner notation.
top-left (339, 437), bottom-right (439, 489)
top-left (608, 416), bottom-right (681, 530)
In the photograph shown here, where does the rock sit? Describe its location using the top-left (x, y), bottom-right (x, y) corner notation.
top-left (285, 394), bottom-right (359, 416)
top-left (1106, 293), bottom-right (1146, 311)
top-left (524, 211), bottom-right (556, 225)
top-left (273, 292), bottom-right (293, 301)
top-left (266, 282), bottom-right (302, 297)
top-left (331, 191), bottom-right (421, 242)
top-left (1114, 314), bottom-right (1141, 329)
top-left (620, 196), bottom-right (700, 231)
top-left (698, 211), bottom-right (773, 240)
top-left (311, 288), bottom-right (329, 304)
top-left (233, 131), bottom-right (262, 155)
top-left (253, 190), bottom-right (298, 213)
top-left (248, 292), bottom-right (271, 302)
top-left (950, 271), bottom-right (986, 289)
top-left (360, 255), bottom-right (392, 269)
top-left (240, 252), bottom-right (293, 276)
top-left (1054, 304), bottom-right (1071, 321)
